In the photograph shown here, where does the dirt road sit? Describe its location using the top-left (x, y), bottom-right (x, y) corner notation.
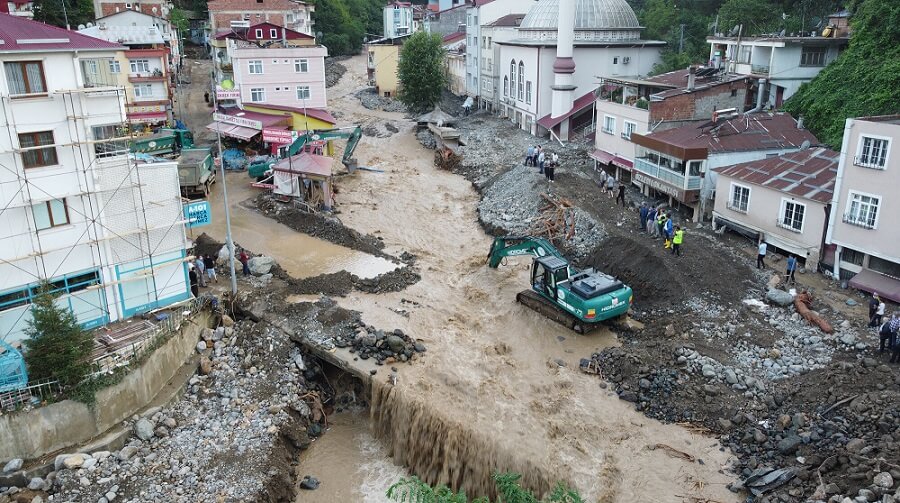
top-left (321, 54), bottom-right (740, 502)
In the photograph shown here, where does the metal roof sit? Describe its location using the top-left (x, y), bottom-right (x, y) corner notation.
top-left (520, 0), bottom-right (640, 31)
top-left (713, 147), bottom-right (837, 203)
top-left (0, 14), bottom-right (124, 52)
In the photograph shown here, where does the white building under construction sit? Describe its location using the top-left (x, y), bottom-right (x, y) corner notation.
top-left (0, 14), bottom-right (190, 343)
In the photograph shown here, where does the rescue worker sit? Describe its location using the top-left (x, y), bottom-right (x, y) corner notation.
top-left (671, 225), bottom-right (684, 256)
top-left (663, 213), bottom-right (674, 249)
top-left (656, 211), bottom-right (667, 241)
top-left (785, 255), bottom-right (798, 285)
top-left (639, 202), bottom-right (649, 232)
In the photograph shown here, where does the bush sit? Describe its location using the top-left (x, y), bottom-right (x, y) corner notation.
top-left (386, 472), bottom-right (583, 503)
top-left (23, 287), bottom-right (95, 388)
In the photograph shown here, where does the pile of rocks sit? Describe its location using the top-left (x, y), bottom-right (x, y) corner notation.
top-left (477, 165), bottom-right (605, 258)
top-left (324, 57), bottom-right (347, 88)
top-left (355, 88), bottom-right (406, 113)
top-left (416, 129), bottom-right (437, 150)
top-left (335, 323), bottom-right (426, 366)
top-left (48, 320), bottom-right (321, 502)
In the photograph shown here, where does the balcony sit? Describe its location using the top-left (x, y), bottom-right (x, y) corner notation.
top-left (128, 73), bottom-right (167, 83)
top-left (853, 155), bottom-right (887, 170)
top-left (634, 158), bottom-right (702, 190)
top-left (750, 65), bottom-right (770, 75)
top-left (843, 213), bottom-right (877, 229)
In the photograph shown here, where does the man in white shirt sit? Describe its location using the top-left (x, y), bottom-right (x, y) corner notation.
top-left (757, 241), bottom-right (767, 269)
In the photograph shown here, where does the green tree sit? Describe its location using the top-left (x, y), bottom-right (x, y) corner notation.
top-left (33, 0), bottom-right (95, 29)
top-left (783, 0), bottom-right (900, 147)
top-left (397, 31), bottom-right (446, 112)
top-left (311, 0), bottom-right (367, 56)
top-left (169, 7), bottom-right (190, 34)
top-left (23, 287), bottom-right (95, 387)
top-left (716, 0), bottom-right (781, 35)
top-left (640, 0), bottom-right (679, 40)
top-left (386, 473), bottom-right (583, 503)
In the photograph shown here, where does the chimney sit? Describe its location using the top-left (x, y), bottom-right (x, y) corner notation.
top-left (797, 115), bottom-right (805, 130)
top-left (551, 0), bottom-right (577, 132)
top-left (687, 66), bottom-right (696, 91)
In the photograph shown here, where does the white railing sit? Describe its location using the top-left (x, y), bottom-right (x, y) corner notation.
top-left (853, 155), bottom-right (886, 170)
top-left (843, 212), bottom-right (876, 229)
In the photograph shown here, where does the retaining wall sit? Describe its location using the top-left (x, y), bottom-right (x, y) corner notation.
top-left (0, 310), bottom-right (211, 461)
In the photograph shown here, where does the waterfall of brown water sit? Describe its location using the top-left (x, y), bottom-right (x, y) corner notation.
top-left (370, 379), bottom-right (556, 500)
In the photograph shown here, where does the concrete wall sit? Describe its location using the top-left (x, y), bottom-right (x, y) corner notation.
top-left (0, 310), bottom-right (210, 461)
top-left (427, 5), bottom-right (466, 37)
top-left (649, 83), bottom-right (748, 124)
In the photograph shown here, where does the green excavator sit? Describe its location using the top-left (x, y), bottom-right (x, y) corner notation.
top-left (248, 126), bottom-right (364, 180)
top-left (487, 236), bottom-right (633, 333)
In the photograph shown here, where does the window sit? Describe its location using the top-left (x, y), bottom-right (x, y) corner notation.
top-left (728, 183), bottom-right (750, 213)
top-left (4, 61), bottom-right (47, 95)
top-left (487, 37), bottom-right (491, 49)
top-left (32, 199), bottom-right (69, 230)
top-left (779, 199), bottom-right (805, 232)
top-left (509, 60), bottom-right (516, 99)
top-left (133, 84), bottom-right (153, 98)
top-left (844, 191), bottom-right (880, 229)
top-left (92, 124), bottom-right (127, 156)
top-left (248, 60), bottom-right (263, 74)
top-left (294, 59), bottom-right (309, 73)
top-left (856, 136), bottom-right (889, 169)
top-left (688, 160), bottom-right (703, 176)
top-left (129, 59), bottom-right (150, 73)
top-left (517, 61), bottom-right (524, 100)
top-left (296, 86), bottom-right (310, 100)
top-left (18, 131), bottom-right (57, 168)
top-left (250, 87), bottom-right (265, 102)
top-left (869, 256), bottom-right (900, 279)
top-left (730, 89), bottom-right (737, 97)
top-left (800, 46), bottom-right (827, 67)
top-left (270, 28), bottom-right (278, 38)
top-left (503, 76), bottom-right (508, 97)
top-left (525, 81), bottom-right (532, 104)
top-left (602, 115), bottom-right (615, 135)
top-left (255, 29), bottom-right (263, 38)
top-left (622, 121), bottom-right (636, 139)
top-left (109, 60), bottom-right (121, 74)
top-left (840, 247), bottom-right (865, 266)
top-left (613, 57), bottom-right (618, 64)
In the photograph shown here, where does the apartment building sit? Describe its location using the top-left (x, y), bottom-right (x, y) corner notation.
top-left (463, 0), bottom-right (531, 103)
top-left (92, 0), bottom-right (168, 19)
top-left (443, 32), bottom-right (466, 96)
top-left (478, 13), bottom-right (523, 113)
top-left (366, 34), bottom-right (410, 97)
top-left (1, 0), bottom-right (34, 18)
top-left (592, 67), bottom-right (750, 183)
top-left (824, 116), bottom-right (900, 301)
top-left (383, 1), bottom-right (414, 38)
top-left (208, 0), bottom-right (314, 38)
top-left (0, 15), bottom-right (189, 342)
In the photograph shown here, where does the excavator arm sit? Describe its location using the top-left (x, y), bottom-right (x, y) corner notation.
top-left (285, 126), bottom-right (363, 171)
top-left (487, 236), bottom-right (564, 268)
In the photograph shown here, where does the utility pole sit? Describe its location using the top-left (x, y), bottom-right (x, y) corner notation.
top-left (210, 71), bottom-right (238, 295)
top-left (61, 0), bottom-right (70, 30)
top-left (679, 24), bottom-right (686, 53)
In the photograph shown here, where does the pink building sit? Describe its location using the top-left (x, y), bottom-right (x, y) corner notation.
top-left (223, 23), bottom-right (328, 110)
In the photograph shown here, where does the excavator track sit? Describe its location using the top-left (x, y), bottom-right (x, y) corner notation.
top-left (516, 289), bottom-right (588, 334)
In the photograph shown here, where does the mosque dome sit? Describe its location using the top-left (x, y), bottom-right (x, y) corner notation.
top-left (519, 0), bottom-right (642, 41)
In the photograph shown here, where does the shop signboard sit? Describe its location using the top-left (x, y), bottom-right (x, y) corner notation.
top-left (183, 200), bottom-right (211, 228)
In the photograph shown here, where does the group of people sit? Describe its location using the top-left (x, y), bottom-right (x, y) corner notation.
top-left (637, 203), bottom-right (685, 256)
top-left (187, 254), bottom-right (219, 297)
top-left (524, 145), bottom-right (559, 182)
top-left (597, 170), bottom-right (626, 207)
top-left (756, 240), bottom-right (799, 284)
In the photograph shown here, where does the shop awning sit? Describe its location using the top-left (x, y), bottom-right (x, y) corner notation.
top-left (849, 269), bottom-right (900, 303)
top-left (590, 149), bottom-right (614, 164)
top-left (205, 122), bottom-right (259, 141)
top-left (612, 156), bottom-right (633, 170)
top-left (128, 111), bottom-right (167, 124)
top-left (272, 152), bottom-right (333, 178)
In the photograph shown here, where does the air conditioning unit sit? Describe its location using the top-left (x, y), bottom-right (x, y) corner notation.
top-left (622, 57), bottom-right (631, 64)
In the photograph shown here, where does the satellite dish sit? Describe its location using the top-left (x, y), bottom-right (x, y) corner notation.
top-left (86, 22), bottom-right (93, 27)
top-left (151, 5), bottom-right (157, 12)
top-left (729, 25), bottom-right (740, 36)
top-left (78, 23), bottom-right (86, 30)
top-left (800, 140), bottom-right (811, 150)
top-left (779, 29), bottom-right (786, 36)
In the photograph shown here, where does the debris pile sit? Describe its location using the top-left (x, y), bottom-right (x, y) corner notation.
top-left (416, 129), bottom-right (437, 150)
top-left (434, 147), bottom-right (460, 171)
top-left (528, 193), bottom-right (577, 243)
top-left (324, 57), bottom-right (347, 88)
top-left (335, 323), bottom-right (426, 366)
top-left (355, 88), bottom-right (407, 113)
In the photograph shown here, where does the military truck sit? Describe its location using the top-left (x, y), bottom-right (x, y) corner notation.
top-left (178, 148), bottom-right (215, 198)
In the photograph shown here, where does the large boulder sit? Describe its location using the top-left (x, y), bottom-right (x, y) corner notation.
top-left (217, 245), bottom-right (232, 264)
top-left (134, 418), bottom-right (155, 441)
top-left (248, 256), bottom-right (275, 276)
top-left (766, 288), bottom-right (794, 306)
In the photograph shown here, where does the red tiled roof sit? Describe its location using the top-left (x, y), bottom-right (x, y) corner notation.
top-left (442, 32), bottom-right (465, 43)
top-left (215, 22), bottom-right (313, 41)
top-left (537, 90), bottom-right (596, 130)
top-left (713, 147), bottom-right (837, 204)
top-left (473, 0), bottom-right (495, 5)
top-left (487, 13), bottom-right (526, 27)
top-left (208, 0), bottom-right (306, 12)
top-left (635, 113), bottom-right (818, 154)
top-left (246, 102), bottom-right (337, 125)
top-left (0, 14), bottom-right (125, 52)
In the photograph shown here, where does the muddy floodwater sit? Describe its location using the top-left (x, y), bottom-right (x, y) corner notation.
top-left (197, 172), bottom-right (397, 279)
top-left (294, 411), bottom-right (407, 502)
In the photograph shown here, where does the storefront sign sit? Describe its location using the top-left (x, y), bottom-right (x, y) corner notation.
top-left (216, 89), bottom-right (241, 100)
top-left (183, 201), bottom-right (211, 228)
top-left (213, 112), bottom-right (262, 130)
top-left (634, 173), bottom-right (681, 199)
top-left (262, 128), bottom-right (295, 144)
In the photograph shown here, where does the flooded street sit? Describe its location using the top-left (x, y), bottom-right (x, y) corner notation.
top-left (294, 411), bottom-right (406, 503)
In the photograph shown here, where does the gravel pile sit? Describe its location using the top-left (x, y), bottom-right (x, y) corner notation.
top-left (416, 129), bottom-right (437, 149)
top-left (324, 57), bottom-right (347, 88)
top-left (335, 323), bottom-right (426, 366)
top-left (48, 321), bottom-right (323, 503)
top-left (477, 165), bottom-right (605, 258)
top-left (355, 88), bottom-right (407, 113)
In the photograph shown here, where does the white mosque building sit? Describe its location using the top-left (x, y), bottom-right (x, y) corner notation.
top-left (495, 0), bottom-right (665, 140)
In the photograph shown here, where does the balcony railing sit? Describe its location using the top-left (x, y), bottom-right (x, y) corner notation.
top-left (751, 65), bottom-right (770, 75)
top-left (843, 213), bottom-right (877, 229)
top-left (634, 158), bottom-right (702, 190)
top-left (726, 202), bottom-right (748, 213)
top-left (853, 155), bottom-right (887, 170)
top-left (775, 219), bottom-right (802, 233)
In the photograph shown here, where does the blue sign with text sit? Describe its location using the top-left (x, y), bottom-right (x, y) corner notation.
top-left (184, 201), bottom-right (211, 228)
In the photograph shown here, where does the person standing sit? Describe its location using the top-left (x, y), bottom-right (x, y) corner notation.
top-left (646, 208), bottom-right (657, 235)
top-left (606, 175), bottom-right (616, 198)
top-left (671, 226), bottom-right (684, 256)
top-left (656, 211), bottom-right (667, 240)
top-left (194, 256), bottom-right (206, 287)
top-left (785, 255), bottom-right (798, 285)
top-left (879, 314), bottom-right (898, 353)
top-left (757, 241), bottom-right (768, 269)
top-left (204, 91), bottom-right (210, 104)
top-left (204, 254), bottom-right (218, 284)
top-left (869, 293), bottom-right (881, 327)
top-left (525, 145), bottom-right (534, 166)
top-left (616, 183), bottom-right (626, 207)
top-left (664, 214), bottom-right (674, 249)
top-left (537, 147), bottom-right (546, 174)
top-left (239, 249), bottom-right (251, 276)
top-left (546, 158), bottom-right (556, 182)
top-left (599, 170), bottom-right (609, 193)
top-left (872, 297), bottom-right (886, 328)
top-left (188, 266), bottom-right (199, 298)
top-left (639, 202), bottom-right (649, 232)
